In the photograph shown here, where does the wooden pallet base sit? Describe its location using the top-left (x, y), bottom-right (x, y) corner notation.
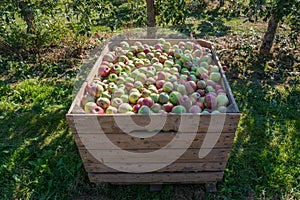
top-left (88, 171), bottom-right (224, 184)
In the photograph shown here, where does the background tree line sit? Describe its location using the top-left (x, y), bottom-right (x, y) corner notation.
top-left (0, 0), bottom-right (299, 59)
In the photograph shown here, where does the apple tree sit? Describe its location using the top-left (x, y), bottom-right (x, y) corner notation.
top-left (244, 0), bottom-right (300, 55)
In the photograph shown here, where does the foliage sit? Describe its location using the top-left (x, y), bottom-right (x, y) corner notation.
top-left (244, 0), bottom-right (300, 44)
top-left (155, 0), bottom-right (188, 26)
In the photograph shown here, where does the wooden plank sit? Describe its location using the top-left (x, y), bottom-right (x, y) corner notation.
top-left (83, 161), bottom-right (228, 173)
top-left (87, 171), bottom-right (224, 184)
top-left (70, 114), bottom-right (240, 134)
top-left (73, 132), bottom-right (235, 150)
top-left (77, 148), bottom-right (231, 164)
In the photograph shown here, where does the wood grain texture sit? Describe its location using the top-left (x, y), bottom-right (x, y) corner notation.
top-left (83, 162), bottom-right (228, 173)
top-left (88, 171), bottom-right (224, 184)
top-left (73, 132), bottom-right (235, 150)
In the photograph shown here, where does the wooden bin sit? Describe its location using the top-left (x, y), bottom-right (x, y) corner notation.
top-left (66, 39), bottom-right (240, 191)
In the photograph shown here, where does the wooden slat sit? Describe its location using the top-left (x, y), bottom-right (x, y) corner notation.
top-left (78, 148), bottom-right (231, 164)
top-left (69, 114), bottom-right (240, 134)
top-left (73, 132), bottom-right (235, 150)
top-left (88, 171), bottom-right (224, 184)
top-left (84, 162), bottom-right (227, 173)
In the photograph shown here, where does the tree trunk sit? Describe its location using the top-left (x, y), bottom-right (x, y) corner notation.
top-left (259, 12), bottom-right (280, 55)
top-left (220, 0), bottom-right (224, 7)
top-left (146, 0), bottom-right (156, 38)
top-left (18, 0), bottom-right (35, 34)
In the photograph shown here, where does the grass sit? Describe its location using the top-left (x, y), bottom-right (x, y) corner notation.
top-left (1, 15), bottom-right (299, 200)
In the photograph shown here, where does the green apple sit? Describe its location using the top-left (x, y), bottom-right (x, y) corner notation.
top-left (171, 105), bottom-right (187, 113)
top-left (106, 106), bottom-right (118, 114)
top-left (84, 102), bottom-right (97, 113)
top-left (138, 105), bottom-right (152, 114)
top-left (217, 94), bottom-right (229, 106)
top-left (118, 103), bottom-right (133, 113)
top-left (129, 91), bottom-right (141, 104)
top-left (158, 92), bottom-right (169, 104)
top-left (111, 98), bottom-right (123, 108)
top-left (210, 72), bottom-right (221, 82)
top-left (169, 91), bottom-right (182, 105)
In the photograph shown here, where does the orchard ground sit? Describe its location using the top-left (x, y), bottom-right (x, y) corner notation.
top-left (0, 17), bottom-right (299, 199)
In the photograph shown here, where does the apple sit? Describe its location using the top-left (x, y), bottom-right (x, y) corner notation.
top-left (146, 77), bottom-right (156, 85)
top-left (90, 105), bottom-right (105, 114)
top-left (148, 85), bottom-right (158, 93)
top-left (210, 72), bottom-right (221, 82)
top-left (189, 105), bottom-right (202, 113)
top-left (142, 97), bottom-right (154, 107)
top-left (81, 94), bottom-right (95, 106)
top-left (184, 81), bottom-right (197, 94)
top-left (162, 82), bottom-right (173, 93)
top-left (85, 102), bottom-right (97, 113)
top-left (125, 82), bottom-right (134, 91)
top-left (158, 92), bottom-right (169, 104)
top-left (206, 85), bottom-right (215, 93)
top-left (96, 97), bottom-right (111, 109)
top-left (150, 103), bottom-right (162, 113)
top-left (133, 104), bottom-right (141, 113)
top-left (113, 88), bottom-right (125, 98)
top-left (191, 92), bottom-right (201, 101)
top-left (162, 103), bottom-right (174, 113)
top-left (210, 65), bottom-right (219, 72)
top-left (118, 103), bottom-right (133, 113)
top-left (106, 106), bottom-right (118, 114)
top-left (138, 105), bottom-right (152, 114)
top-left (137, 52), bottom-right (146, 59)
top-left (164, 60), bottom-right (174, 68)
top-left (111, 98), bottom-right (123, 108)
top-left (120, 41), bottom-right (129, 49)
top-left (197, 80), bottom-right (206, 89)
top-left (156, 80), bottom-right (166, 89)
top-left (103, 53), bottom-right (114, 62)
top-left (218, 106), bottom-right (227, 113)
top-left (179, 95), bottom-right (192, 110)
top-left (151, 57), bottom-right (160, 64)
top-left (108, 73), bottom-right (118, 82)
top-left (101, 91), bottom-right (111, 99)
top-left (196, 101), bottom-right (205, 110)
top-left (129, 45), bottom-right (138, 54)
top-left (135, 73), bottom-right (147, 84)
top-left (98, 65), bottom-right (111, 77)
top-left (196, 89), bottom-right (205, 97)
top-left (217, 94), bottom-right (229, 107)
top-left (205, 93), bottom-right (217, 109)
top-left (88, 84), bottom-right (104, 98)
top-left (169, 91), bottom-right (182, 105)
top-left (176, 84), bottom-right (187, 95)
top-left (200, 62), bottom-right (209, 69)
top-left (200, 55), bottom-right (212, 64)
top-left (193, 49), bottom-right (203, 58)
top-left (118, 55), bottom-right (129, 63)
top-left (141, 88), bottom-right (151, 98)
top-left (196, 67), bottom-right (208, 77)
top-left (129, 91), bottom-right (141, 104)
top-left (157, 71), bottom-right (166, 80)
top-left (133, 81), bottom-right (144, 91)
top-left (171, 105), bottom-right (187, 114)
top-left (107, 83), bottom-right (118, 93)
top-left (149, 93), bottom-right (159, 103)
top-left (200, 73), bottom-right (209, 80)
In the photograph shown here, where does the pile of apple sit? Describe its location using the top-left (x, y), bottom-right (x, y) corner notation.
top-left (82, 38), bottom-right (230, 114)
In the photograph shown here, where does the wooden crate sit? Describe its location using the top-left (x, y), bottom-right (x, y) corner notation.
top-left (66, 39), bottom-right (240, 190)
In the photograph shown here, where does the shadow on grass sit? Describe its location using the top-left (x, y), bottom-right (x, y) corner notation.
top-left (0, 81), bottom-right (87, 199)
top-left (214, 54), bottom-right (300, 198)
top-left (170, 17), bottom-right (231, 38)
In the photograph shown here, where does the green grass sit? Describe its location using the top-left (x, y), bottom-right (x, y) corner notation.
top-left (1, 19), bottom-right (300, 200)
